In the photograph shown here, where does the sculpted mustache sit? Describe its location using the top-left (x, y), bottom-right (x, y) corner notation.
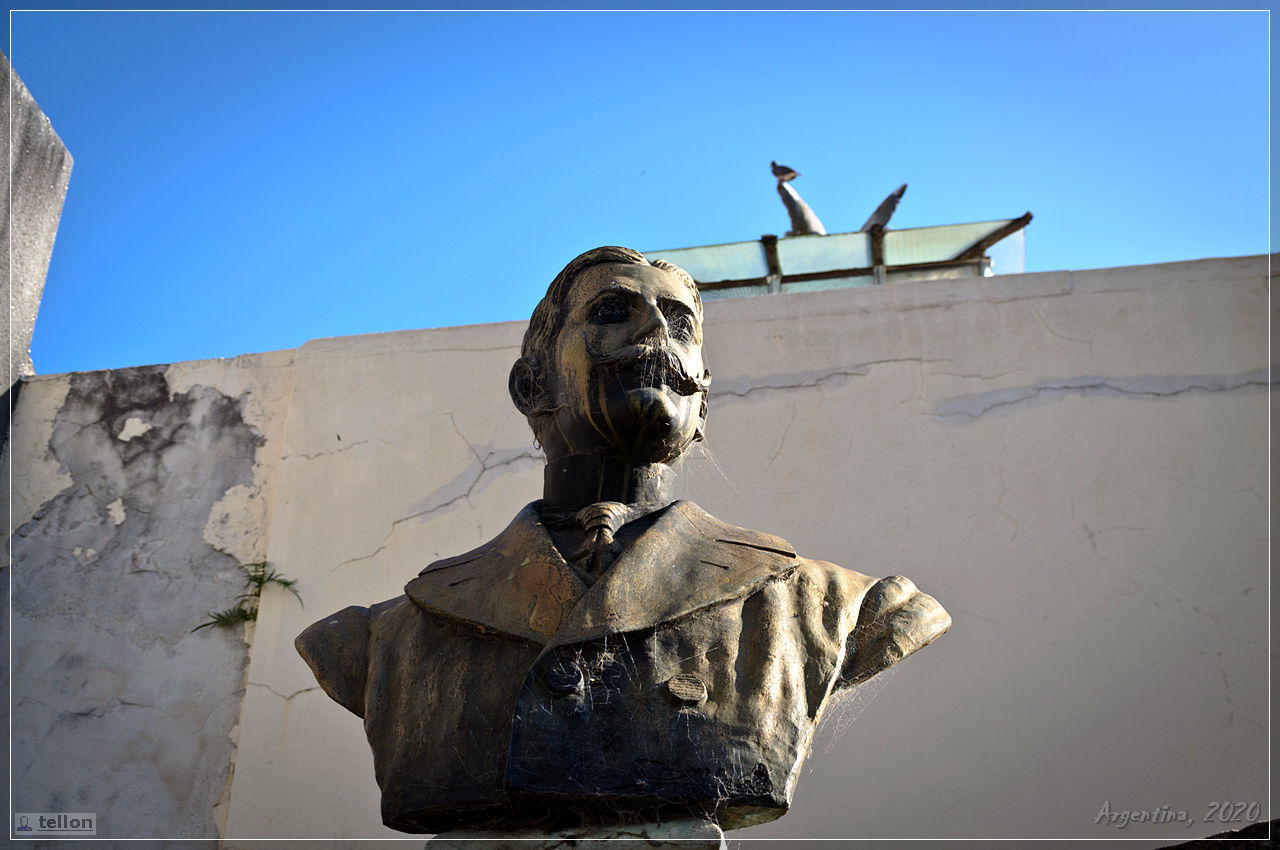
top-left (584, 341), bottom-right (710, 396)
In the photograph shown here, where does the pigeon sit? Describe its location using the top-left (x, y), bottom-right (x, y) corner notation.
top-left (771, 161), bottom-right (799, 182)
top-left (860, 183), bottom-right (908, 232)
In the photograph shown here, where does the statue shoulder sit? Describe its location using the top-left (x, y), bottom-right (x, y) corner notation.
top-left (673, 501), bottom-right (796, 558)
top-left (675, 502), bottom-right (880, 600)
top-left (415, 502), bottom-right (540, 577)
top-left (295, 604), bottom-right (379, 717)
top-left (793, 556), bottom-right (879, 602)
top-left (416, 541), bottom-right (494, 576)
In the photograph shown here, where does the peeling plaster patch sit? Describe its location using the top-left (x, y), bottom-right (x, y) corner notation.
top-left (204, 484), bottom-right (265, 566)
top-left (164, 350), bottom-right (294, 440)
top-left (116, 416), bottom-right (152, 441)
top-left (166, 354), bottom-right (293, 575)
top-left (934, 368), bottom-right (1273, 424)
top-left (8, 377), bottom-right (74, 530)
top-left (10, 365), bottom-right (264, 837)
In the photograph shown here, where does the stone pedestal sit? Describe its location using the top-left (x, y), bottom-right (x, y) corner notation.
top-left (427, 817), bottom-right (726, 849)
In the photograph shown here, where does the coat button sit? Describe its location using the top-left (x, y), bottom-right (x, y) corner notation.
top-left (666, 673), bottom-right (707, 705)
top-left (544, 658), bottom-right (583, 695)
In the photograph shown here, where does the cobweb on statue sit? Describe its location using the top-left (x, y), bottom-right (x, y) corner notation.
top-left (680, 438), bottom-right (903, 757)
top-left (679, 440), bottom-right (735, 487)
top-left (814, 666), bottom-right (900, 756)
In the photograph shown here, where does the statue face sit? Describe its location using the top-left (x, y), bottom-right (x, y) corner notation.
top-left (543, 263), bottom-right (708, 463)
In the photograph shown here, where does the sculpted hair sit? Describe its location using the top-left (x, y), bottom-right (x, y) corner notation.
top-left (513, 247), bottom-right (702, 423)
top-left (520, 246), bottom-right (701, 370)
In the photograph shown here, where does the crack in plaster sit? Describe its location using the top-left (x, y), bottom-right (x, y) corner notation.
top-left (990, 467), bottom-right (1019, 542)
top-left (15, 693), bottom-right (205, 788)
top-left (333, 422), bottom-right (542, 572)
top-left (718, 274), bottom-right (1083, 324)
top-left (247, 682), bottom-right (319, 702)
top-left (710, 358), bottom-right (950, 403)
top-left (1083, 525), bottom-right (1150, 555)
top-left (929, 369), bottom-right (1025, 381)
top-left (935, 368), bottom-right (1273, 423)
top-left (448, 412), bottom-right (485, 465)
top-left (1030, 304), bottom-right (1092, 351)
top-left (14, 698), bottom-right (60, 790)
top-left (281, 438), bottom-right (388, 462)
top-left (764, 405), bottom-right (798, 471)
top-left (1082, 522), bottom-right (1163, 611)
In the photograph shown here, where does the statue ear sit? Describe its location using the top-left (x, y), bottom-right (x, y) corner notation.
top-left (509, 357), bottom-right (542, 416)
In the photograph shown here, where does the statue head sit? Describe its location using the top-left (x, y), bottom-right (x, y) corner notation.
top-left (510, 246), bottom-right (710, 466)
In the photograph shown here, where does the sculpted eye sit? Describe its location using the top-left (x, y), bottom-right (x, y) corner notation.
top-left (669, 314), bottom-right (693, 341)
top-left (591, 294), bottom-right (630, 324)
top-left (661, 303), bottom-right (696, 341)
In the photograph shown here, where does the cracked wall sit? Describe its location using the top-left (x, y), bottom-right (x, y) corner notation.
top-left (8, 352), bottom-right (293, 844)
top-left (219, 254), bottom-right (1268, 843)
top-left (222, 322), bottom-right (545, 844)
top-left (8, 254), bottom-right (1269, 843)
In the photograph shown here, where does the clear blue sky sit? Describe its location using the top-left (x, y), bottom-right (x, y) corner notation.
top-left (11, 10), bottom-right (1270, 375)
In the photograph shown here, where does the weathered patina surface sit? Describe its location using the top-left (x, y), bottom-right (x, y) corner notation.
top-left (296, 246), bottom-right (950, 834)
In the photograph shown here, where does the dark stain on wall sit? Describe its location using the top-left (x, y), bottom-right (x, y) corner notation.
top-left (11, 365), bottom-right (267, 842)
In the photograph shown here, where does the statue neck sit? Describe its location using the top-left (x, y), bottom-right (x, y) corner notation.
top-left (542, 453), bottom-right (675, 513)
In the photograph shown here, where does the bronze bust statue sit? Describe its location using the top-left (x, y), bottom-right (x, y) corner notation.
top-left (296, 246), bottom-right (950, 835)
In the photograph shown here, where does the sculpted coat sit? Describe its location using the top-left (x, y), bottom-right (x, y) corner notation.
top-left (296, 500), bottom-right (911, 833)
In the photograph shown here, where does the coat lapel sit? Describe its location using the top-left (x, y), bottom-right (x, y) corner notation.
top-left (405, 500), bottom-right (799, 649)
top-left (404, 503), bottom-right (587, 644)
top-left (547, 501), bottom-right (799, 647)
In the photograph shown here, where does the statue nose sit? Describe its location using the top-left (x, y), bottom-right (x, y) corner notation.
top-left (633, 302), bottom-right (668, 343)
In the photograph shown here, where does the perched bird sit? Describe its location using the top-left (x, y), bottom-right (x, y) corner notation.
top-left (771, 161), bottom-right (799, 182)
top-left (860, 183), bottom-right (908, 232)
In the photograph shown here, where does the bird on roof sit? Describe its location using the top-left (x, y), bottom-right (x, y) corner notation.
top-left (771, 161), bottom-right (799, 183)
top-left (859, 183), bottom-right (908, 232)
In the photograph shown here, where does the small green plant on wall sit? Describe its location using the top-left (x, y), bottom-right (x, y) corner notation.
top-left (193, 561), bottom-right (302, 632)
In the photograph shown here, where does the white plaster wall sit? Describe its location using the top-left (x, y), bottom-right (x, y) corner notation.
top-left (10, 255), bottom-right (1269, 845)
top-left (685, 257), bottom-right (1270, 845)
top-left (223, 321), bottom-right (542, 844)
top-left (219, 254), bottom-right (1269, 845)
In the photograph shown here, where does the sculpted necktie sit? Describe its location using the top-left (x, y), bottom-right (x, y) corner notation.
top-left (573, 501), bottom-right (630, 579)
top-left (542, 500), bottom-right (657, 585)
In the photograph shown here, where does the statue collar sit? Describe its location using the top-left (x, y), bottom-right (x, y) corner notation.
top-left (404, 500), bottom-right (797, 647)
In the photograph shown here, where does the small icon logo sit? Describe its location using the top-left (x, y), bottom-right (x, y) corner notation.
top-left (14, 813), bottom-right (96, 835)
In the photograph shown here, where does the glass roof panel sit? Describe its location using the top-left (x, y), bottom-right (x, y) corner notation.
top-left (884, 220), bottom-right (1015, 266)
top-left (645, 241), bottom-right (767, 283)
top-left (775, 232), bottom-right (871, 275)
